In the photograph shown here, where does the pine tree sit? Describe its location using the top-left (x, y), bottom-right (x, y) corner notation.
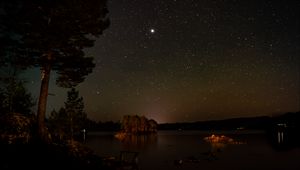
top-left (0, 0), bottom-right (109, 139)
top-left (64, 88), bottom-right (87, 139)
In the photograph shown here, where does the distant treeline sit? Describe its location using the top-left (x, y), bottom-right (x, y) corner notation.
top-left (83, 111), bottom-right (300, 132)
top-left (158, 112), bottom-right (300, 131)
top-left (85, 120), bottom-right (121, 132)
top-left (85, 115), bottom-right (158, 133)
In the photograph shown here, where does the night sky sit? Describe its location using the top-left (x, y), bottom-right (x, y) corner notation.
top-left (24, 0), bottom-right (299, 123)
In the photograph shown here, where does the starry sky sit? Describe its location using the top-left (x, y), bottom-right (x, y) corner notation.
top-left (24, 0), bottom-right (299, 123)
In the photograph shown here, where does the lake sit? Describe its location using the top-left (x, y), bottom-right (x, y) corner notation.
top-left (85, 130), bottom-right (300, 170)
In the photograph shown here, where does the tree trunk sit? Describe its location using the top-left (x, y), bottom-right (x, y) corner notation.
top-left (37, 53), bottom-right (52, 141)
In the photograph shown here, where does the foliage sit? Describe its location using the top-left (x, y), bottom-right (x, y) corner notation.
top-left (121, 115), bottom-right (158, 134)
top-left (0, 53), bottom-right (35, 115)
top-left (0, 0), bottom-right (109, 86)
top-left (0, 78), bottom-right (35, 115)
top-left (65, 88), bottom-right (87, 137)
top-left (0, 113), bottom-right (35, 144)
top-left (48, 108), bottom-right (68, 141)
top-left (49, 88), bottom-right (87, 140)
top-left (0, 89), bottom-right (5, 114)
top-left (0, 0), bottom-right (109, 138)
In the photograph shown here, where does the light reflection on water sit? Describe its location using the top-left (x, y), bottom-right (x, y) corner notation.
top-left (85, 130), bottom-right (300, 170)
top-left (278, 131), bottom-right (284, 144)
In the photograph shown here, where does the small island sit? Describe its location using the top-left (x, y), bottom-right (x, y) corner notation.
top-left (115, 115), bottom-right (158, 140)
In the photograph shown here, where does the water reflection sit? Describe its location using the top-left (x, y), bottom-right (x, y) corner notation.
top-left (204, 134), bottom-right (233, 153)
top-left (277, 131), bottom-right (284, 144)
top-left (117, 134), bottom-right (158, 150)
top-left (86, 131), bottom-right (300, 170)
top-left (203, 134), bottom-right (245, 160)
top-left (267, 123), bottom-right (300, 151)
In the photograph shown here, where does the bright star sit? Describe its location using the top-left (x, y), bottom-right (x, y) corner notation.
top-left (150, 28), bottom-right (155, 33)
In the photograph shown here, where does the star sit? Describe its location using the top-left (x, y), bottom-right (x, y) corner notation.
top-left (150, 28), bottom-right (155, 34)
top-left (19, 0), bottom-right (299, 123)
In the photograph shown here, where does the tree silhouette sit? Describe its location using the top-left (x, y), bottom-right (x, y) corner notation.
top-left (0, 63), bottom-right (35, 115)
top-left (0, 0), bottom-right (109, 139)
top-left (64, 88), bottom-right (87, 139)
top-left (0, 79), bottom-right (35, 115)
top-left (48, 108), bottom-right (68, 141)
top-left (120, 115), bottom-right (158, 134)
top-left (49, 88), bottom-right (87, 140)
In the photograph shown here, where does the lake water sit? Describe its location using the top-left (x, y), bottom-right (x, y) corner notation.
top-left (85, 130), bottom-right (300, 170)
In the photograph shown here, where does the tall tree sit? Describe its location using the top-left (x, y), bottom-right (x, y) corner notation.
top-left (0, 0), bottom-right (109, 139)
